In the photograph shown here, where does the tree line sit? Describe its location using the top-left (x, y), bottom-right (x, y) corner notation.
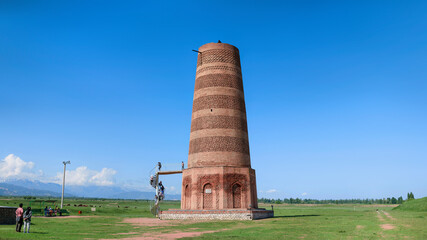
top-left (259, 192), bottom-right (415, 204)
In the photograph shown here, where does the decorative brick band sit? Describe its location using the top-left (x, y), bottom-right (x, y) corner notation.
top-left (196, 65), bottom-right (241, 75)
top-left (193, 87), bottom-right (244, 100)
top-left (192, 109), bottom-right (246, 121)
top-left (191, 115), bottom-right (247, 132)
top-left (197, 49), bottom-right (241, 67)
top-left (190, 129), bottom-right (249, 141)
top-left (189, 136), bottom-right (249, 154)
top-left (195, 74), bottom-right (243, 91)
top-left (188, 152), bottom-right (251, 167)
top-left (192, 95), bottom-right (246, 113)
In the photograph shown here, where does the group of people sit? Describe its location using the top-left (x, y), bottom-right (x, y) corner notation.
top-left (149, 162), bottom-right (167, 204)
top-left (15, 203), bottom-right (32, 233)
top-left (44, 206), bottom-right (61, 217)
top-left (150, 176), bottom-right (166, 202)
top-left (150, 161), bottom-right (185, 207)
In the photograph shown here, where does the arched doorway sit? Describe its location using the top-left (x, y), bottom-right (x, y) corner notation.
top-left (232, 183), bottom-right (242, 208)
top-left (184, 185), bottom-right (191, 209)
top-left (203, 183), bottom-right (213, 209)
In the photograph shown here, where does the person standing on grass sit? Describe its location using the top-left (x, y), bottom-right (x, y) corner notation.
top-left (23, 207), bottom-right (32, 233)
top-left (15, 203), bottom-right (24, 232)
top-left (48, 206), bottom-right (53, 216)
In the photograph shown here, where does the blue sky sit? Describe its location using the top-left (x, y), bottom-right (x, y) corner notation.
top-left (0, 1), bottom-right (426, 199)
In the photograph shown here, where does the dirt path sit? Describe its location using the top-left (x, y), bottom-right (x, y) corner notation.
top-left (101, 218), bottom-right (230, 240)
top-left (380, 224), bottom-right (396, 230)
top-left (104, 230), bottom-right (222, 240)
top-left (377, 210), bottom-right (397, 232)
top-left (382, 210), bottom-right (397, 221)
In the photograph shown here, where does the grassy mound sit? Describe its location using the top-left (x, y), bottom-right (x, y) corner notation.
top-left (393, 197), bottom-right (427, 211)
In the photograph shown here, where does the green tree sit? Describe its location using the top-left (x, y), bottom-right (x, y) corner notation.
top-left (397, 196), bottom-right (403, 204)
top-left (391, 197), bottom-right (397, 204)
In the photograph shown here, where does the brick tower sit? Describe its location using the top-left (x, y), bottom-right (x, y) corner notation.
top-left (160, 42), bottom-right (273, 220)
top-left (182, 42), bottom-right (257, 210)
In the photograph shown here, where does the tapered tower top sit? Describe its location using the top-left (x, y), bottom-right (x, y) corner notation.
top-left (198, 41), bottom-right (239, 51)
top-left (188, 42), bottom-right (250, 168)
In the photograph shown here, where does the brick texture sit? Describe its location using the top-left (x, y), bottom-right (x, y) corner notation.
top-left (195, 74), bottom-right (243, 91)
top-left (190, 115), bottom-right (248, 132)
top-left (181, 42), bottom-right (263, 215)
top-left (159, 209), bottom-right (274, 220)
top-left (192, 95), bottom-right (246, 112)
top-left (196, 65), bottom-right (241, 75)
top-left (197, 49), bottom-right (241, 67)
top-left (189, 136), bottom-right (249, 154)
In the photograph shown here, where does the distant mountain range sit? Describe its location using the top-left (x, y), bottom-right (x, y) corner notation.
top-left (0, 182), bottom-right (71, 197)
top-left (0, 180), bottom-right (181, 200)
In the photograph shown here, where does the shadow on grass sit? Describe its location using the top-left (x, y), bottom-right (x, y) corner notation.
top-left (28, 232), bottom-right (49, 235)
top-left (274, 214), bottom-right (320, 218)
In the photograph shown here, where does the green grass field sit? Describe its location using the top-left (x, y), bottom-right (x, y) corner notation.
top-left (1, 197), bottom-right (426, 239)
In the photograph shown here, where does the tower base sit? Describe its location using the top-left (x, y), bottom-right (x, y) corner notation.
top-left (159, 208), bottom-right (274, 220)
top-left (181, 167), bottom-right (258, 209)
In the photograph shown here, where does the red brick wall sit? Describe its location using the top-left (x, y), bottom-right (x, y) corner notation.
top-left (183, 42), bottom-right (259, 210)
top-left (189, 42), bottom-right (250, 168)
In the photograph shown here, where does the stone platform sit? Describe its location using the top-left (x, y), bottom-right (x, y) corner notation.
top-left (159, 208), bottom-right (273, 220)
top-left (0, 206), bottom-right (17, 224)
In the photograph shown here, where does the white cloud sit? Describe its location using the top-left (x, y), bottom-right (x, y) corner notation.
top-left (266, 189), bottom-right (278, 193)
top-left (0, 154), bottom-right (118, 187)
top-left (54, 166), bottom-right (117, 186)
top-left (0, 154), bottom-right (40, 180)
top-left (301, 192), bottom-right (308, 196)
top-left (90, 168), bottom-right (117, 186)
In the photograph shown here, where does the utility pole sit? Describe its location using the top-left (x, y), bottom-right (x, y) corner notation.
top-left (61, 161), bottom-right (71, 209)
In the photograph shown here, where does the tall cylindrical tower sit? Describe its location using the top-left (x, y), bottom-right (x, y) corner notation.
top-left (181, 42), bottom-right (258, 210)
